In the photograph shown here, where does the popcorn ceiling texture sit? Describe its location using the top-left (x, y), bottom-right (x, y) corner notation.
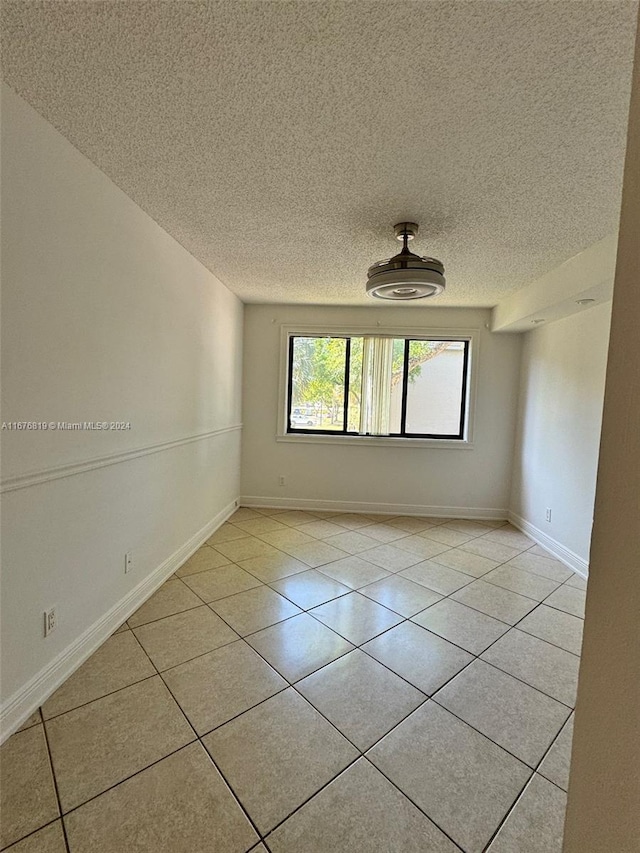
top-left (1, 1), bottom-right (637, 306)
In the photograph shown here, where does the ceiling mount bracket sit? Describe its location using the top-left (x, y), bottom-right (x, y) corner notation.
top-left (394, 222), bottom-right (419, 242)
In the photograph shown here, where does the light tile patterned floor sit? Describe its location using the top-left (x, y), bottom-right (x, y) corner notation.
top-left (0, 509), bottom-right (585, 853)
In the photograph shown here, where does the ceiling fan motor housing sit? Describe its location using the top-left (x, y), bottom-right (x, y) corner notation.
top-left (366, 223), bottom-right (446, 300)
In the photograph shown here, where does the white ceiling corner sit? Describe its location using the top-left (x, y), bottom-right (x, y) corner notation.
top-left (1, 0), bottom-right (637, 307)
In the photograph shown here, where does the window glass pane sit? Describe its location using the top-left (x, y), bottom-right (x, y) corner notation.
top-left (289, 337), bottom-right (346, 431)
top-left (405, 341), bottom-right (466, 435)
top-left (347, 336), bottom-right (363, 432)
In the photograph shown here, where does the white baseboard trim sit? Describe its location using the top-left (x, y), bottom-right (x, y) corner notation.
top-left (241, 495), bottom-right (508, 521)
top-left (0, 497), bottom-right (239, 744)
top-left (509, 512), bottom-right (589, 578)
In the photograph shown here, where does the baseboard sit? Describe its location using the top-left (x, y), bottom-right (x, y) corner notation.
top-left (509, 512), bottom-right (589, 578)
top-left (241, 495), bottom-right (508, 521)
top-left (0, 497), bottom-right (239, 743)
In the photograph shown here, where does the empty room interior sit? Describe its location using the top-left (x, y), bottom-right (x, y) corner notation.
top-left (1, 3), bottom-right (639, 853)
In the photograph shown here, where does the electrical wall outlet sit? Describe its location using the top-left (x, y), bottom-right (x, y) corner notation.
top-left (545, 508), bottom-right (552, 522)
top-left (279, 475), bottom-right (286, 486)
top-left (44, 607), bottom-right (57, 637)
top-left (124, 551), bottom-right (133, 574)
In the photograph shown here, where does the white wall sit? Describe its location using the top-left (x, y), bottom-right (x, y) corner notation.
top-left (564, 14), bottom-right (640, 847)
top-left (241, 304), bottom-right (522, 516)
top-left (510, 302), bottom-right (612, 571)
top-left (491, 234), bottom-right (617, 333)
top-left (0, 86), bottom-right (243, 736)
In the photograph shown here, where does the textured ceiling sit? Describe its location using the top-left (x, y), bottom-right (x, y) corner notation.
top-left (1, 1), bottom-right (637, 306)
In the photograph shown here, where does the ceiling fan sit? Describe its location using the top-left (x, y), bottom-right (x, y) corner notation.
top-left (366, 222), bottom-right (446, 300)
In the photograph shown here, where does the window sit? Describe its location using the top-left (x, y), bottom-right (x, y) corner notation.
top-left (286, 334), bottom-right (470, 440)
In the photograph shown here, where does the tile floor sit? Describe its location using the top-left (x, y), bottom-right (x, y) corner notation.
top-left (0, 508), bottom-right (587, 853)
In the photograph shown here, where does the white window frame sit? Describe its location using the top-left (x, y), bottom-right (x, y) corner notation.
top-left (276, 324), bottom-right (480, 449)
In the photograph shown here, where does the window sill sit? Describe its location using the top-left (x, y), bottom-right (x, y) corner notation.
top-left (276, 433), bottom-right (474, 450)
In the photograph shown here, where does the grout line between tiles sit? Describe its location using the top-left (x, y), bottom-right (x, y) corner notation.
top-left (57, 741), bottom-right (199, 821)
top-left (161, 530), bottom-right (580, 734)
top-left (41, 672), bottom-right (159, 723)
top-left (188, 596), bottom-right (430, 755)
top-left (183, 520), bottom-right (540, 613)
top-left (127, 600), bottom-right (206, 629)
top-left (40, 715), bottom-right (72, 853)
top-left (82, 533), bottom-right (575, 714)
top-left (261, 749), bottom-right (468, 852)
top-left (257, 751), bottom-right (364, 839)
top-left (445, 578), bottom-right (583, 705)
top-left (187, 605), bottom-right (455, 831)
top-left (479, 774), bottom-right (538, 851)
top-left (359, 695), bottom-right (540, 852)
top-left (460, 571), bottom-right (584, 850)
top-left (211, 578), bottom-right (570, 815)
top-left (90, 621), bottom-right (266, 847)
top-left (170, 610), bottom-right (366, 841)
top-left (360, 754), bottom-right (467, 852)
top-left (512, 622), bottom-right (583, 658)
top-left (474, 573), bottom-right (563, 602)
top-left (338, 563), bottom-right (581, 765)
top-left (190, 680), bottom-right (291, 741)
top-left (427, 691), bottom-right (571, 770)
top-left (536, 767), bottom-right (572, 796)
top-left (473, 656), bottom-right (576, 709)
top-left (0, 817), bottom-right (64, 853)
top-left (480, 704), bottom-right (573, 851)
top-left (26, 512), bottom-right (579, 850)
top-left (134, 592), bottom-right (380, 846)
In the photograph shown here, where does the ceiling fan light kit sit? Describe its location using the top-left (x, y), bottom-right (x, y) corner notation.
top-left (366, 222), bottom-right (446, 301)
